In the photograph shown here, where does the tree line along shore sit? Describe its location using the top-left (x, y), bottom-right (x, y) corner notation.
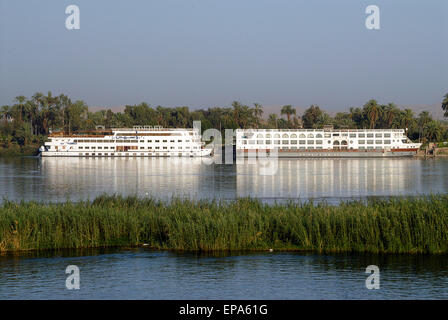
top-left (1, 92), bottom-right (448, 156)
top-left (1, 195), bottom-right (447, 254)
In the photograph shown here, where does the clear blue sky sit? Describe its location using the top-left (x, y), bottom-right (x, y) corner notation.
top-left (0, 0), bottom-right (447, 111)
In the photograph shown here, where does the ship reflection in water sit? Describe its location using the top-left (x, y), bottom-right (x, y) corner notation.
top-left (236, 158), bottom-right (448, 202)
top-left (0, 157), bottom-right (447, 203)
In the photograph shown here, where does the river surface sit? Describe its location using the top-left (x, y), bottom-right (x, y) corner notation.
top-left (1, 157), bottom-right (448, 203)
top-left (1, 157), bottom-right (448, 299)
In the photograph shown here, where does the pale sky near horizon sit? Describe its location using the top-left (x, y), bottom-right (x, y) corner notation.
top-left (0, 0), bottom-right (447, 113)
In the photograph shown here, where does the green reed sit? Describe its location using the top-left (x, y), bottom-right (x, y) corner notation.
top-left (1, 195), bottom-right (447, 254)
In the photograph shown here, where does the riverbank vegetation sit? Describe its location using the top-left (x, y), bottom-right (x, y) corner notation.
top-left (1, 92), bottom-right (447, 155)
top-left (1, 195), bottom-right (447, 254)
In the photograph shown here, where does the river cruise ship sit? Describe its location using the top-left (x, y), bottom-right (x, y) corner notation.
top-left (236, 128), bottom-right (421, 158)
top-left (40, 126), bottom-right (212, 157)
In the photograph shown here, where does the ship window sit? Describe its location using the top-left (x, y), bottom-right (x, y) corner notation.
top-left (367, 140), bottom-right (374, 144)
top-left (307, 134), bottom-right (314, 138)
top-left (242, 140), bottom-right (247, 144)
top-left (307, 146), bottom-right (314, 149)
top-left (316, 140), bottom-right (322, 144)
top-left (333, 133), bottom-right (339, 137)
top-left (359, 140), bottom-right (365, 144)
top-left (307, 140), bottom-right (314, 144)
top-left (79, 147), bottom-right (83, 149)
top-left (163, 140), bottom-right (167, 143)
top-left (140, 147), bottom-right (144, 150)
top-left (316, 134), bottom-right (323, 138)
top-left (257, 140), bottom-right (263, 144)
top-left (257, 134), bottom-right (264, 138)
top-left (266, 134), bottom-right (271, 138)
top-left (384, 140), bottom-right (391, 144)
top-left (155, 140), bottom-right (160, 143)
top-left (358, 133), bottom-right (365, 138)
top-left (282, 134), bottom-right (289, 138)
top-left (341, 140), bottom-right (348, 145)
top-left (178, 140), bottom-right (182, 142)
top-left (290, 134), bottom-right (297, 138)
top-left (376, 140), bottom-right (382, 144)
top-left (274, 134), bottom-right (280, 138)
top-left (299, 140), bottom-right (306, 144)
top-left (350, 134), bottom-right (356, 138)
top-left (359, 147), bottom-right (365, 150)
top-left (324, 133), bottom-right (331, 138)
top-left (140, 140), bottom-right (144, 143)
top-left (275, 140), bottom-right (280, 144)
top-left (316, 147), bottom-right (323, 149)
top-left (291, 140), bottom-right (297, 144)
top-left (375, 133), bottom-right (382, 138)
top-left (170, 140), bottom-right (175, 142)
top-left (384, 133), bottom-right (391, 138)
top-left (163, 147), bottom-right (167, 149)
top-left (333, 141), bottom-right (340, 145)
top-left (367, 133), bottom-right (374, 138)
top-left (266, 140), bottom-right (271, 144)
top-left (249, 140), bottom-right (255, 144)
top-left (299, 134), bottom-right (306, 138)
top-left (282, 140), bottom-right (289, 144)
top-left (155, 147), bottom-right (160, 149)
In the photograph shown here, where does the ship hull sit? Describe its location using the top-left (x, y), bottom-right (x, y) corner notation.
top-left (41, 149), bottom-right (212, 157)
top-left (236, 149), bottom-right (417, 158)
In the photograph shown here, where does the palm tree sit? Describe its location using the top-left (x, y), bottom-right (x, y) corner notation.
top-left (14, 95), bottom-right (27, 123)
top-left (363, 99), bottom-right (381, 129)
top-left (423, 120), bottom-right (443, 142)
top-left (1, 105), bottom-right (10, 124)
top-left (383, 103), bottom-right (399, 127)
top-left (268, 114), bottom-right (278, 129)
top-left (417, 111), bottom-right (432, 141)
top-left (281, 105), bottom-right (295, 123)
top-left (401, 109), bottom-right (415, 130)
top-left (442, 93), bottom-right (448, 118)
top-left (253, 103), bottom-right (263, 128)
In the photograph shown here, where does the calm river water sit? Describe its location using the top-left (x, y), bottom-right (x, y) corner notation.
top-left (1, 157), bottom-right (448, 299)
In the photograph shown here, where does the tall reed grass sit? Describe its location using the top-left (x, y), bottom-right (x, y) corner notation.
top-left (1, 195), bottom-right (447, 254)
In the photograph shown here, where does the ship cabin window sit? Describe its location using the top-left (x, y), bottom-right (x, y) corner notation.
top-left (291, 140), bottom-right (297, 144)
top-left (316, 134), bottom-right (323, 138)
top-left (316, 147), bottom-right (323, 150)
top-left (359, 140), bottom-right (365, 144)
top-left (308, 146), bottom-right (314, 149)
top-left (291, 146), bottom-right (297, 150)
top-left (275, 140), bottom-right (281, 145)
top-left (140, 147), bottom-right (144, 150)
top-left (367, 133), bottom-right (374, 138)
top-left (179, 147), bottom-right (182, 149)
top-left (290, 134), bottom-right (297, 138)
top-left (171, 147), bottom-right (175, 149)
top-left (178, 140), bottom-right (182, 142)
top-left (266, 140), bottom-right (272, 144)
top-left (79, 147), bottom-right (83, 149)
top-left (350, 134), bottom-right (356, 138)
top-left (98, 147), bottom-right (102, 149)
top-left (333, 133), bottom-right (339, 137)
top-left (358, 134), bottom-right (365, 138)
top-left (384, 140), bottom-right (391, 144)
top-left (163, 147), bottom-right (167, 149)
top-left (170, 140), bottom-right (175, 142)
top-left (402, 139), bottom-right (408, 143)
top-left (299, 140), bottom-right (306, 145)
top-left (163, 140), bottom-right (167, 143)
top-left (299, 146), bottom-right (306, 150)
top-left (299, 134), bottom-right (306, 138)
top-left (359, 147), bottom-right (365, 150)
top-left (281, 140), bottom-right (289, 144)
top-left (266, 134), bottom-right (271, 138)
top-left (316, 140), bottom-right (322, 144)
top-left (375, 133), bottom-right (382, 138)
top-left (274, 134), bottom-right (280, 138)
top-left (308, 134), bottom-right (314, 138)
top-left (282, 134), bottom-right (289, 138)
top-left (341, 140), bottom-right (348, 145)
top-left (186, 140), bottom-right (190, 142)
top-left (242, 140), bottom-right (247, 144)
top-left (249, 140), bottom-right (255, 144)
top-left (324, 133), bottom-right (331, 138)
top-left (155, 140), bottom-right (160, 143)
top-left (375, 140), bottom-right (382, 144)
top-left (384, 133), bottom-right (391, 138)
top-left (155, 147), bottom-right (160, 149)
top-left (257, 140), bottom-right (263, 144)
top-left (257, 134), bottom-right (264, 138)
top-left (140, 140), bottom-right (144, 143)
top-left (85, 147), bottom-right (90, 149)
top-left (308, 140), bottom-right (314, 144)
top-left (342, 133), bottom-right (348, 137)
top-left (367, 140), bottom-right (374, 144)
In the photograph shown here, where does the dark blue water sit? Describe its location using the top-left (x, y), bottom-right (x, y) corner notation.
top-left (1, 249), bottom-right (447, 299)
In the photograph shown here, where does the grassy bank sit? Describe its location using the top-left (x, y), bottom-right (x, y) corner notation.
top-left (1, 195), bottom-right (447, 254)
top-left (0, 144), bottom-right (40, 157)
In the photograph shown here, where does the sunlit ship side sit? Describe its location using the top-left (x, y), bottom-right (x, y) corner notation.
top-left (40, 126), bottom-right (212, 157)
top-left (236, 128), bottom-right (421, 158)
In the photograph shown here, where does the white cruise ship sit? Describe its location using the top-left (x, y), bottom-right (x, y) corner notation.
top-left (236, 128), bottom-right (421, 158)
top-left (40, 126), bottom-right (212, 157)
